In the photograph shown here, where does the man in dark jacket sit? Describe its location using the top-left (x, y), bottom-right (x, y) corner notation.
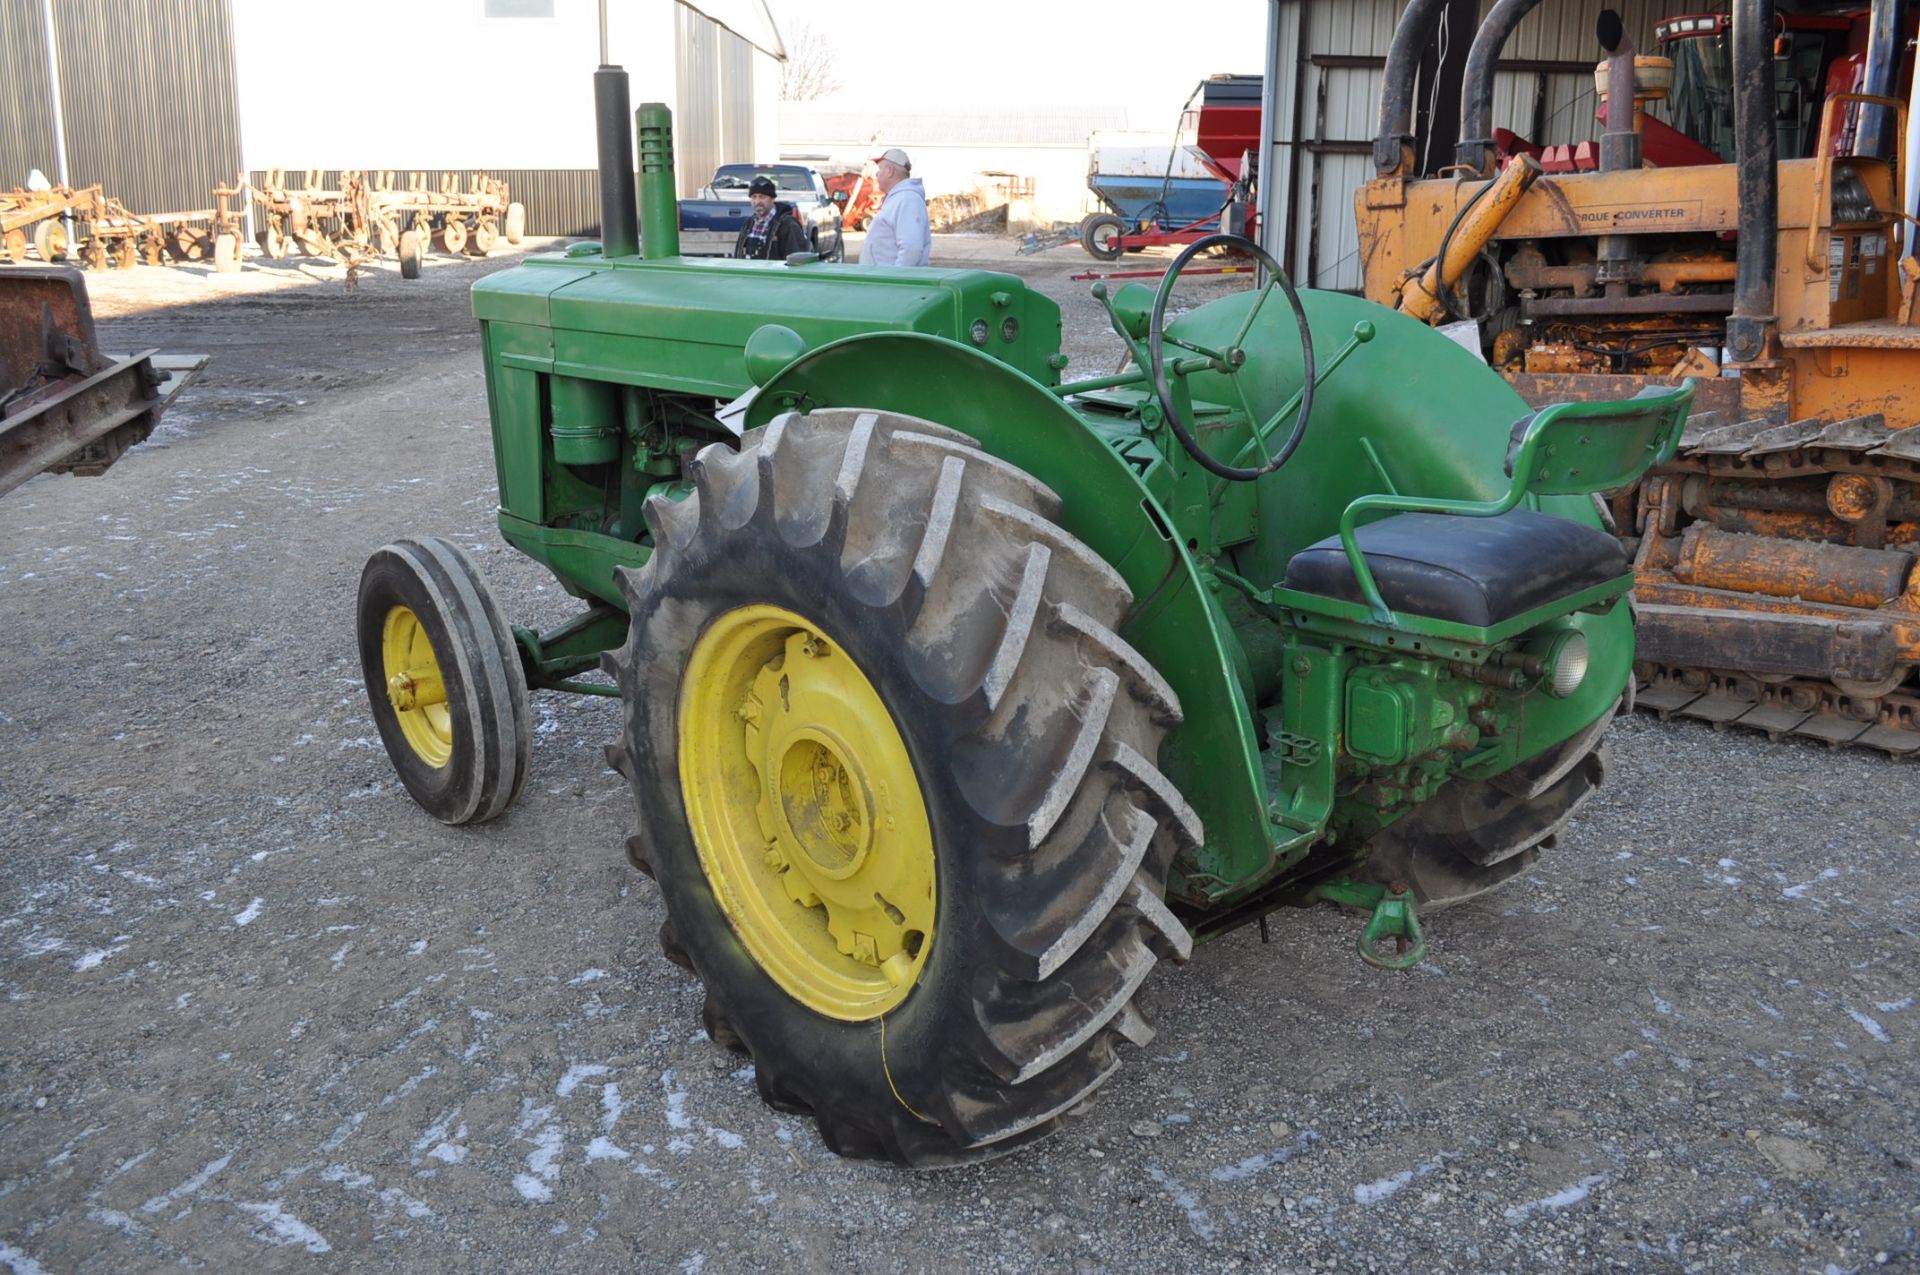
top-left (733, 176), bottom-right (810, 260)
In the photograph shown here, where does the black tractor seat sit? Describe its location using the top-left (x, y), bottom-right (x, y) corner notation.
top-left (1281, 508), bottom-right (1628, 628)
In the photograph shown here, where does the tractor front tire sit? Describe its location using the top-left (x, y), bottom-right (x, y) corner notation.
top-left (1360, 703), bottom-right (1614, 907)
top-left (357, 537), bottom-right (531, 825)
top-left (608, 407), bottom-right (1198, 1166)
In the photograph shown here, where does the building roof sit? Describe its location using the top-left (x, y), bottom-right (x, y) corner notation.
top-left (679, 0), bottom-right (784, 60)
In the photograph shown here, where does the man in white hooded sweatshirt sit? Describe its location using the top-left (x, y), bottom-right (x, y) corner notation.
top-left (858, 148), bottom-right (930, 267)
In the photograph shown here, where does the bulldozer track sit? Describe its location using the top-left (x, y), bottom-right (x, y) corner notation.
top-left (1632, 410), bottom-right (1920, 757)
top-left (1635, 662), bottom-right (1920, 755)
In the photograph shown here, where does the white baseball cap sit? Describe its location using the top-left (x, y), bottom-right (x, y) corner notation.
top-left (871, 148), bottom-right (912, 170)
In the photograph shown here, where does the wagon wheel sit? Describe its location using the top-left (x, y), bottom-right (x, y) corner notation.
top-left (1080, 213), bottom-right (1125, 262)
top-left (297, 225), bottom-right (335, 258)
top-left (257, 224), bottom-right (289, 259)
top-left (1, 228), bottom-right (25, 262)
top-left (609, 407), bottom-right (1197, 1165)
top-left (440, 217), bottom-right (468, 255)
top-left (470, 220), bottom-right (496, 256)
top-left (357, 537), bottom-right (531, 824)
top-left (165, 229), bottom-right (207, 262)
top-left (213, 232), bottom-right (241, 273)
top-left (33, 220), bottom-right (68, 262)
top-left (503, 201), bottom-right (526, 243)
top-left (397, 228), bottom-right (422, 279)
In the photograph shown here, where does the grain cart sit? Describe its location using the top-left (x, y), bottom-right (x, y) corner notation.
top-left (356, 67), bottom-right (1691, 1167)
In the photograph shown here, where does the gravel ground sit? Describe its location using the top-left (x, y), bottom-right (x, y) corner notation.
top-left (1, 236), bottom-right (1916, 1274)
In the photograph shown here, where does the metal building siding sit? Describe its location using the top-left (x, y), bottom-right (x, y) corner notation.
top-left (1288, 0), bottom-right (1406, 290)
top-left (676, 5), bottom-right (724, 198)
top-left (0, 0), bottom-right (58, 189)
top-left (721, 26), bottom-right (755, 169)
top-left (48, 0), bottom-right (242, 214)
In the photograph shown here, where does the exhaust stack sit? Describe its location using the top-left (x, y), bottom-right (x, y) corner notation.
top-left (593, 65), bottom-right (639, 258)
top-left (1727, 0), bottom-right (1777, 363)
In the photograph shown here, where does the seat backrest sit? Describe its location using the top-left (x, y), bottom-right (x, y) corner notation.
top-left (1504, 380), bottom-right (1695, 498)
top-left (1325, 379), bottom-right (1693, 625)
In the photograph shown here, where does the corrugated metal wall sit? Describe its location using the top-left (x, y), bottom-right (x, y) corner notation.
top-left (1287, 0), bottom-right (1665, 292)
top-left (721, 26), bottom-right (756, 170)
top-left (0, 0), bottom-right (59, 189)
top-left (42, 0), bottom-right (241, 213)
top-left (677, 6), bottom-right (723, 199)
top-left (675, 4), bottom-right (760, 198)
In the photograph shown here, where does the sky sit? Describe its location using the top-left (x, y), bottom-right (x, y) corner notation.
top-left (762, 0), bottom-right (1272, 124)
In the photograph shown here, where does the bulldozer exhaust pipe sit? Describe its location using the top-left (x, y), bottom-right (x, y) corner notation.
top-left (593, 65), bottom-right (639, 258)
top-left (1373, 0), bottom-right (1452, 177)
top-left (1728, 0), bottom-right (1778, 363)
top-left (1457, 0), bottom-right (1545, 175)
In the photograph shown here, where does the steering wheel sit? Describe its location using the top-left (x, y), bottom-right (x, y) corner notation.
top-left (1148, 232), bottom-right (1317, 483)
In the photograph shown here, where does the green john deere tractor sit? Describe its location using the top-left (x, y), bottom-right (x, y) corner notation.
top-left (355, 71), bottom-right (1692, 1167)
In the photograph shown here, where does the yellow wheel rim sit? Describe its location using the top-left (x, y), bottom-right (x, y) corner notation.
top-left (679, 605), bottom-right (936, 1021)
top-left (381, 605), bottom-right (453, 768)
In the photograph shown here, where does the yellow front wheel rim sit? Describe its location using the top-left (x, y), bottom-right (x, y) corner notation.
top-left (679, 605), bottom-right (936, 1021)
top-left (381, 605), bottom-right (453, 768)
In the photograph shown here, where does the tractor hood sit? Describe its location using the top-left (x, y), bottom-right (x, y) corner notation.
top-left (472, 253), bottom-right (1063, 399)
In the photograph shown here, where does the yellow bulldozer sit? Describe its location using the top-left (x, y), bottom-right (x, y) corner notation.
top-left (1356, 0), bottom-right (1920, 751)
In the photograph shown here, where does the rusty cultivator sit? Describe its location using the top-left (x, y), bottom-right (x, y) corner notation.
top-left (249, 169), bottom-right (525, 279)
top-left (2, 183), bottom-right (246, 273)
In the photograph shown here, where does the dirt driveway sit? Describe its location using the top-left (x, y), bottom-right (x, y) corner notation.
top-left (0, 238), bottom-right (1915, 1274)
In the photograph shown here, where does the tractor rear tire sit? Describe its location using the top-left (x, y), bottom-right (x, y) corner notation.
top-left (1359, 701), bottom-right (1615, 908)
top-left (607, 407), bottom-right (1198, 1166)
top-left (1081, 213), bottom-right (1125, 261)
top-left (33, 220), bottom-right (67, 262)
top-left (397, 229), bottom-right (422, 279)
top-left (504, 201), bottom-right (526, 244)
top-left (357, 537), bottom-right (531, 825)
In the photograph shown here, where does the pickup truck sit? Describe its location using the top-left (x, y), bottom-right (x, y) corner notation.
top-left (676, 163), bottom-right (847, 260)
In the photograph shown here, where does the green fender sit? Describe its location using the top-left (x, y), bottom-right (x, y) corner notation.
top-left (745, 331), bottom-right (1273, 896)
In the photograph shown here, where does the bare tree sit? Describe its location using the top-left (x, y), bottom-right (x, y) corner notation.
top-left (780, 21), bottom-right (841, 102)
